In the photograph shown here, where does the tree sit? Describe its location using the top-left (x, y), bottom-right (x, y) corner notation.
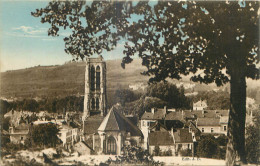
top-left (196, 135), bottom-right (218, 158)
top-left (105, 145), bottom-right (160, 165)
top-left (30, 123), bottom-right (60, 148)
top-left (114, 88), bottom-right (136, 106)
top-left (146, 82), bottom-right (191, 109)
top-left (193, 91), bottom-right (230, 110)
top-left (245, 112), bottom-right (260, 164)
top-left (32, 1), bottom-right (259, 165)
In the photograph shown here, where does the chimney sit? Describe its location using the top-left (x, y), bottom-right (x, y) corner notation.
top-left (151, 108), bottom-right (155, 114)
top-left (9, 126), bottom-right (14, 134)
top-left (164, 106), bottom-right (167, 113)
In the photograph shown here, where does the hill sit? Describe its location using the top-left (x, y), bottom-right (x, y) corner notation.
top-left (1, 58), bottom-right (259, 104)
top-left (0, 59), bottom-right (149, 100)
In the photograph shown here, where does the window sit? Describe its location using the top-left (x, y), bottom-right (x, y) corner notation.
top-left (91, 98), bottom-right (95, 110)
top-left (96, 66), bottom-right (100, 90)
top-left (224, 126), bottom-right (227, 131)
top-left (21, 137), bottom-right (23, 140)
top-left (96, 98), bottom-right (100, 110)
top-left (202, 128), bottom-right (204, 132)
top-left (90, 66), bottom-right (95, 91)
top-left (107, 136), bottom-right (116, 154)
top-left (211, 128), bottom-right (214, 133)
top-left (103, 140), bottom-right (106, 153)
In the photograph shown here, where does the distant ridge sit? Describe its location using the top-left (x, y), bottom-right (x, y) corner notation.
top-left (1, 58), bottom-right (259, 103)
top-left (0, 59), bottom-right (149, 99)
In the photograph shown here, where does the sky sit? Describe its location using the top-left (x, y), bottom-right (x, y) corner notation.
top-left (0, 1), bottom-right (127, 72)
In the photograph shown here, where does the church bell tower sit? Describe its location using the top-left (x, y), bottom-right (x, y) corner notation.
top-left (83, 56), bottom-right (107, 121)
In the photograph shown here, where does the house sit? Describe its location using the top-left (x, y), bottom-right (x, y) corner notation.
top-left (193, 99), bottom-right (207, 111)
top-left (93, 106), bottom-right (143, 155)
top-left (58, 121), bottom-right (79, 148)
top-left (164, 111), bottom-right (185, 130)
top-left (196, 117), bottom-right (227, 136)
top-left (148, 131), bottom-right (175, 155)
top-left (5, 110), bottom-right (22, 127)
top-left (9, 123), bottom-right (30, 144)
top-left (172, 128), bottom-right (194, 155)
top-left (140, 107), bottom-right (167, 149)
top-left (219, 116), bottom-right (228, 135)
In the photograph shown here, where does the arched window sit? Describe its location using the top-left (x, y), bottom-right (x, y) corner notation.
top-left (90, 66), bottom-right (95, 91)
top-left (96, 66), bottom-right (100, 90)
top-left (96, 98), bottom-right (100, 110)
top-left (103, 139), bottom-right (106, 153)
top-left (91, 98), bottom-right (95, 110)
top-left (107, 136), bottom-right (116, 154)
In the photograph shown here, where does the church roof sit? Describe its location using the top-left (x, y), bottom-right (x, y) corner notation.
top-left (98, 106), bottom-right (143, 137)
top-left (84, 115), bottom-right (104, 135)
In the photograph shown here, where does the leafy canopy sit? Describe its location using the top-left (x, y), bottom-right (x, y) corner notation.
top-left (32, 1), bottom-right (259, 85)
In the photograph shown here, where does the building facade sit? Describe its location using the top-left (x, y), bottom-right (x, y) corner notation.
top-left (83, 56), bottom-right (107, 120)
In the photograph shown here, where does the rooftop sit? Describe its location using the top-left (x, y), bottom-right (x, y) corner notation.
top-left (173, 128), bottom-right (193, 143)
top-left (149, 131), bottom-right (174, 146)
top-left (84, 115), bottom-right (104, 135)
top-left (98, 106), bottom-right (143, 137)
top-left (197, 118), bottom-right (220, 126)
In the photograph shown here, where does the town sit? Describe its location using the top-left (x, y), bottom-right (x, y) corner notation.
top-left (1, 57), bottom-right (258, 165)
top-left (1, 0), bottom-right (260, 165)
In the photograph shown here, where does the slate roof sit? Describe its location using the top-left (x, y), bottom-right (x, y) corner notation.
top-left (165, 111), bottom-right (183, 121)
top-left (215, 110), bottom-right (229, 116)
top-left (153, 109), bottom-right (166, 120)
top-left (149, 131), bottom-right (174, 146)
top-left (15, 123), bottom-right (30, 130)
top-left (220, 116), bottom-right (229, 124)
top-left (197, 118), bottom-right (220, 126)
top-left (173, 128), bottom-right (193, 143)
top-left (98, 106), bottom-right (143, 137)
top-left (141, 112), bottom-right (154, 120)
top-left (141, 109), bottom-right (166, 120)
top-left (84, 115), bottom-right (104, 135)
top-left (74, 141), bottom-right (93, 151)
top-left (189, 121), bottom-right (200, 133)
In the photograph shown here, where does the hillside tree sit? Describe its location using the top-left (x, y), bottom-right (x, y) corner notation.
top-left (32, 1), bottom-right (259, 165)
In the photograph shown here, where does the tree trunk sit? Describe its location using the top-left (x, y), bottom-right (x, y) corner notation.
top-left (226, 66), bottom-right (247, 165)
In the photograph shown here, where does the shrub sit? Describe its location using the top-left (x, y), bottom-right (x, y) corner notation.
top-left (180, 149), bottom-right (192, 157)
top-left (105, 145), bottom-right (161, 165)
top-left (153, 146), bottom-right (161, 156)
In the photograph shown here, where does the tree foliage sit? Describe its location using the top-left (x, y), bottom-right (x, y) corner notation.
top-left (6, 96), bottom-right (84, 113)
top-left (245, 112), bottom-right (260, 164)
top-left (129, 82), bottom-right (191, 117)
top-left (30, 123), bottom-right (60, 147)
top-left (146, 82), bottom-right (191, 109)
top-left (105, 145), bottom-right (160, 165)
top-left (193, 90), bottom-right (230, 110)
top-left (196, 135), bottom-right (227, 159)
top-left (113, 88), bottom-right (140, 106)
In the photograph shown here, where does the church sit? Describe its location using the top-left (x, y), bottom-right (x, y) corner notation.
top-left (82, 56), bottom-right (143, 155)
